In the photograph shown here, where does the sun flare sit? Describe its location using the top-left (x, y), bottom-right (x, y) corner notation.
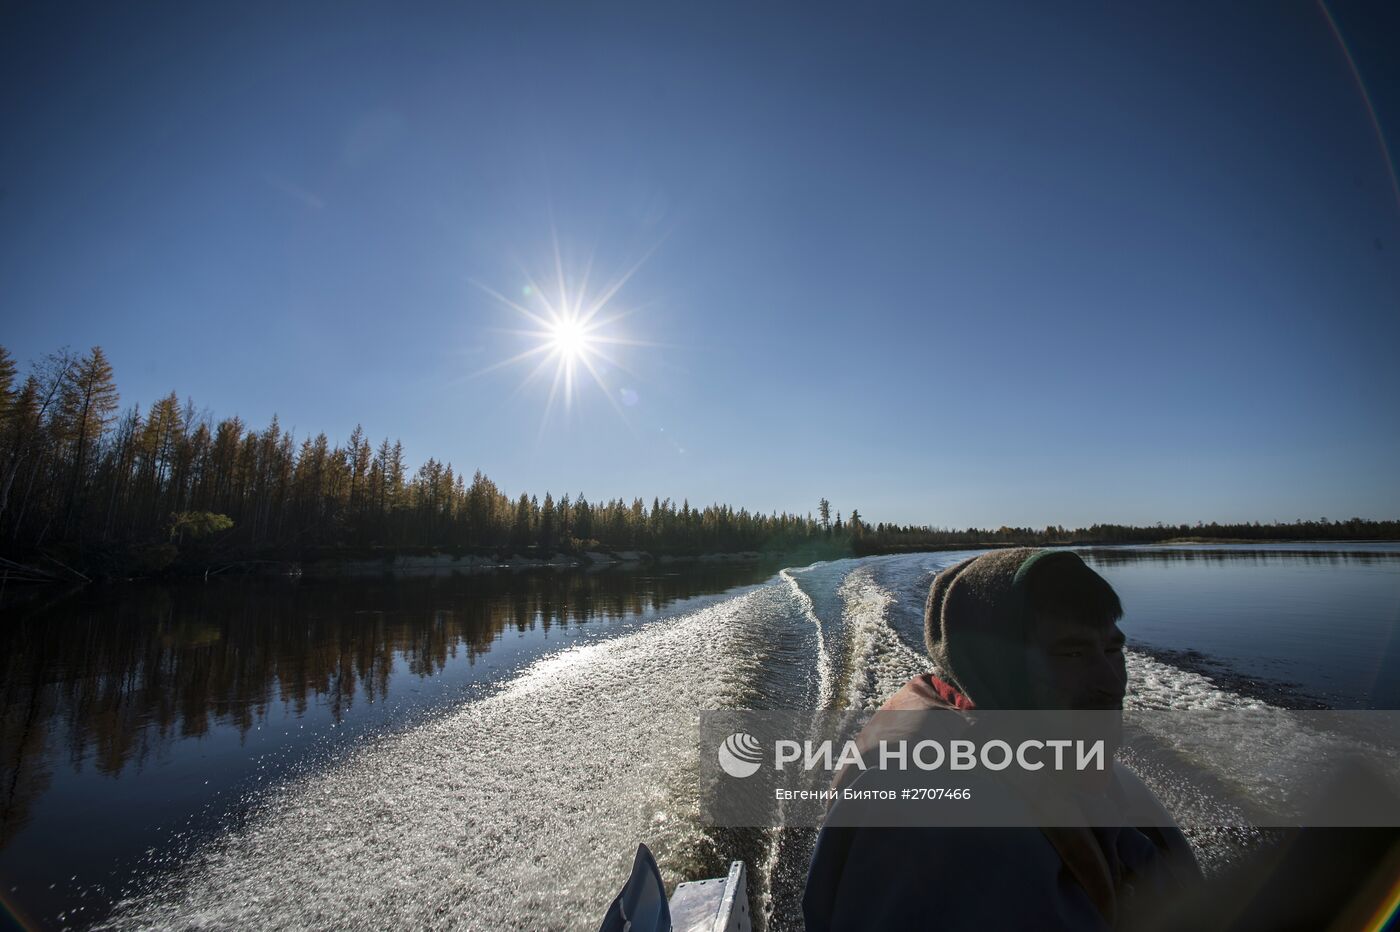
top-left (472, 246), bottom-right (656, 429)
top-left (549, 316), bottom-right (590, 359)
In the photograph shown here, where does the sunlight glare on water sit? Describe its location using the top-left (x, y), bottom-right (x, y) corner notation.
top-left (103, 585), bottom-right (794, 930)
top-left (89, 548), bottom-right (1400, 930)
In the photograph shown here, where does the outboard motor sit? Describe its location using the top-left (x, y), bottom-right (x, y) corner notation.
top-left (598, 844), bottom-right (671, 932)
top-left (599, 844), bottom-right (752, 932)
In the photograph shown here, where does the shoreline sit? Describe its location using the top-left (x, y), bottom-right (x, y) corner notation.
top-left (5, 536), bottom-right (1398, 585)
top-left (296, 547), bottom-right (776, 578)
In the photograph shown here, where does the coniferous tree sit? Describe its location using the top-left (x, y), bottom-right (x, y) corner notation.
top-left (539, 492), bottom-right (556, 550)
top-left (0, 342), bottom-right (1395, 572)
top-left (0, 346), bottom-right (16, 427)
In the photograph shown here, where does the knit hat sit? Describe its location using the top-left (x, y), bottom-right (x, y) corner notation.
top-left (924, 548), bottom-right (1119, 709)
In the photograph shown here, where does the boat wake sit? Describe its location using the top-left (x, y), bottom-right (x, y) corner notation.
top-left (102, 553), bottom-right (1348, 930)
top-left (103, 585), bottom-right (795, 931)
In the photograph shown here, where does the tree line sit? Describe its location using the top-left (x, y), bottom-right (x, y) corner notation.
top-left (852, 516), bottom-right (1400, 555)
top-left (0, 345), bottom-right (845, 574)
top-left (1, 345), bottom-right (1395, 576)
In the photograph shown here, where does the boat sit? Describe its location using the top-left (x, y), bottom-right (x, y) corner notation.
top-left (598, 844), bottom-right (752, 932)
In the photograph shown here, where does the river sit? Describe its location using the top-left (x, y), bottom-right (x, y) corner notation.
top-left (1, 544), bottom-right (1397, 929)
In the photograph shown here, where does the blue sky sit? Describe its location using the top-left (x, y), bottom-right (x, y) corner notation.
top-left (2, 1), bottom-right (1397, 528)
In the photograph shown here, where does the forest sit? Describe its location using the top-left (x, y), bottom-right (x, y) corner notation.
top-left (2, 345), bottom-right (1396, 578)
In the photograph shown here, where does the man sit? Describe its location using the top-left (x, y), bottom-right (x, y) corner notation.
top-left (803, 547), bottom-right (1201, 931)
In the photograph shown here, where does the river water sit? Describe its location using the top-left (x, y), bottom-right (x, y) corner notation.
top-left (1, 545), bottom-right (1397, 929)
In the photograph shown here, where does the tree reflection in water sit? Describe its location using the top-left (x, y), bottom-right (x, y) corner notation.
top-left (0, 563), bottom-right (774, 849)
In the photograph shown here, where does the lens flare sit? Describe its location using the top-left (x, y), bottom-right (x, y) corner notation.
top-left (550, 317), bottom-right (588, 359)
top-left (471, 237), bottom-right (660, 431)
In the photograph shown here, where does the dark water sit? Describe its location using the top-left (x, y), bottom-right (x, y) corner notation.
top-left (1, 545), bottom-right (1398, 929)
top-left (0, 564), bottom-right (778, 930)
top-left (855, 545), bottom-right (1400, 710)
top-left (1079, 545), bottom-right (1400, 709)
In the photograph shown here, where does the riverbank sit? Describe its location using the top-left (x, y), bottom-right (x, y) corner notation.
top-left (298, 547), bottom-right (776, 577)
top-left (0, 544), bottom-right (810, 583)
top-left (8, 534), bottom-right (1400, 584)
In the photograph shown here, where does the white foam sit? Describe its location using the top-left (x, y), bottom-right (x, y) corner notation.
top-left (836, 566), bottom-right (930, 711)
top-left (1125, 652), bottom-right (1269, 711)
top-left (103, 585), bottom-right (794, 932)
top-left (780, 567), bottom-right (834, 710)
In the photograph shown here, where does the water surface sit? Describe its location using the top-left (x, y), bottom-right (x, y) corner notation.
top-left (1, 545), bottom-right (1397, 929)
top-left (0, 564), bottom-right (777, 929)
top-left (1081, 545), bottom-right (1400, 708)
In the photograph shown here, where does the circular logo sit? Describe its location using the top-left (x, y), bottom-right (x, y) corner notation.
top-left (717, 732), bottom-right (764, 778)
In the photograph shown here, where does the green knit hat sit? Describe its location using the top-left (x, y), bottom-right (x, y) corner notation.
top-left (924, 548), bottom-right (1115, 708)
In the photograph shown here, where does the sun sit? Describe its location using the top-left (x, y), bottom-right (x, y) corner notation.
top-left (549, 316), bottom-right (590, 359)
top-left (471, 246), bottom-right (656, 428)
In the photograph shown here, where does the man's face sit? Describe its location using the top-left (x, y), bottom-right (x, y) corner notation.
top-left (1024, 610), bottom-right (1128, 710)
